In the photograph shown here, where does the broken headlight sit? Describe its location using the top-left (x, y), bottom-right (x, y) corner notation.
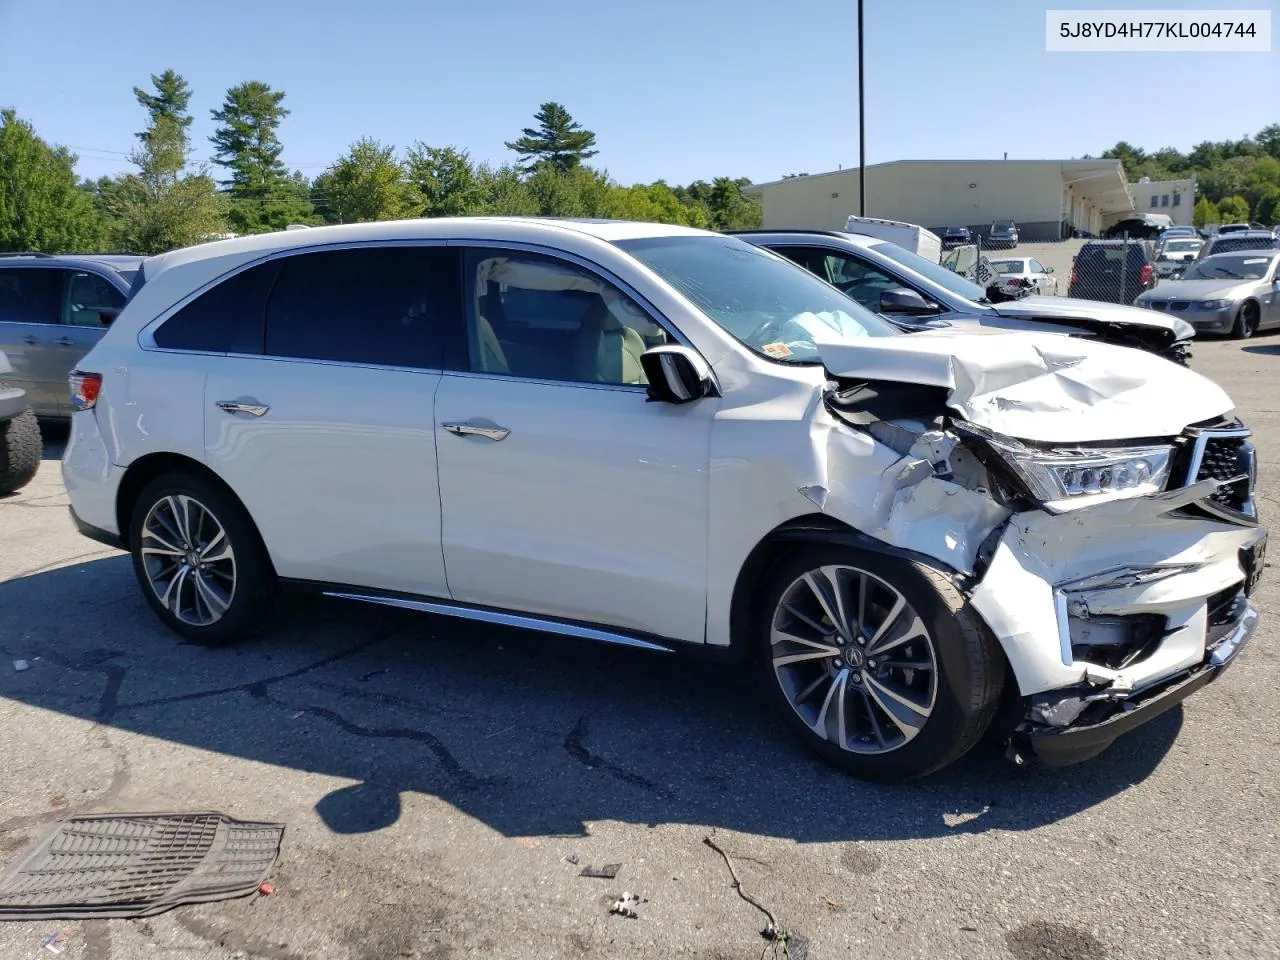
top-left (962, 426), bottom-right (1173, 511)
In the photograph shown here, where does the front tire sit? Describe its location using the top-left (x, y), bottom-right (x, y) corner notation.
top-left (753, 544), bottom-right (1004, 781)
top-left (129, 471), bottom-right (277, 645)
top-left (1232, 302), bottom-right (1258, 340)
top-left (0, 410), bottom-right (41, 496)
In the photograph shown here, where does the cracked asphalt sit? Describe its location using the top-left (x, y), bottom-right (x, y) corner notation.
top-left (2, 335), bottom-right (1279, 960)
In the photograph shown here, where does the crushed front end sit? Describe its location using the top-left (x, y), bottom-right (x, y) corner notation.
top-left (964, 417), bottom-right (1265, 766)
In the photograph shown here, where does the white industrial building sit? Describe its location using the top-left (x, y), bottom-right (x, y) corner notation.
top-left (1123, 177), bottom-right (1196, 228)
top-left (742, 159), bottom-right (1182, 241)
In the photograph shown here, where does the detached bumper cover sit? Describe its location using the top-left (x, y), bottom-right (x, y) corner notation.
top-left (1019, 600), bottom-right (1258, 766)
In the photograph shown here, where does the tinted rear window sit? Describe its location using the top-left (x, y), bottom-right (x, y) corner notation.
top-left (153, 261), bottom-right (281, 353)
top-left (0, 268), bottom-right (61, 324)
top-left (264, 246), bottom-right (459, 368)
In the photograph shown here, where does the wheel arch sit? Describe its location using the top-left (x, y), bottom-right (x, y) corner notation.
top-left (727, 513), bottom-right (978, 656)
top-left (115, 453), bottom-right (253, 552)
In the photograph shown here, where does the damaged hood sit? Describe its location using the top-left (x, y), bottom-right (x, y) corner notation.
top-left (990, 296), bottom-right (1196, 342)
top-left (816, 329), bottom-right (1233, 443)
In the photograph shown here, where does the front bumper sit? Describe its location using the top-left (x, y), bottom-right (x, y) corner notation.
top-left (1015, 597), bottom-right (1258, 766)
top-left (969, 478), bottom-right (1266, 765)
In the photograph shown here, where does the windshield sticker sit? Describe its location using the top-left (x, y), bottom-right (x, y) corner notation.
top-left (762, 341), bottom-right (793, 359)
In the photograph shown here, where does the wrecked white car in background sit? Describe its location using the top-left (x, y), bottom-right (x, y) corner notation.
top-left (62, 220), bottom-right (1265, 781)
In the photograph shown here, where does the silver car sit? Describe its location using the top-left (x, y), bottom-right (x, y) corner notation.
top-left (1136, 251), bottom-right (1280, 339)
top-left (1154, 236), bottom-right (1204, 278)
top-left (0, 253), bottom-right (141, 417)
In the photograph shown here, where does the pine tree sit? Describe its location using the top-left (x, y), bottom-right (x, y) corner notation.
top-left (505, 102), bottom-right (598, 172)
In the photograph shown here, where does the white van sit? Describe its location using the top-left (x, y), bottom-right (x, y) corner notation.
top-left (844, 216), bottom-right (942, 263)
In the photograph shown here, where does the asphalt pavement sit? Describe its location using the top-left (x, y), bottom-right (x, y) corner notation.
top-left (1, 334), bottom-right (1277, 960)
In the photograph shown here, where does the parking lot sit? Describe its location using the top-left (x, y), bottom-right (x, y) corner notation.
top-left (0, 335), bottom-right (1277, 960)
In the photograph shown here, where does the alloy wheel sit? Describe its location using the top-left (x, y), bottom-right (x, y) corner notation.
top-left (139, 494), bottom-right (237, 626)
top-left (770, 564), bottom-right (939, 754)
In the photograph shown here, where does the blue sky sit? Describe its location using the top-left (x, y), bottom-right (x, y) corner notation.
top-left (1, 0), bottom-right (1275, 186)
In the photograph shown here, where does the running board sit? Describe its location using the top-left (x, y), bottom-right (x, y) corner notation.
top-left (322, 590), bottom-right (676, 654)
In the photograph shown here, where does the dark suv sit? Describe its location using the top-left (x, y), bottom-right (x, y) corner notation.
top-left (0, 252), bottom-right (141, 417)
top-left (987, 221), bottom-right (1019, 248)
top-left (939, 226), bottom-right (972, 249)
top-left (1068, 240), bottom-right (1155, 304)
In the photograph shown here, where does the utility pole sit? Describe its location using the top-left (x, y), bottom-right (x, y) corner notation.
top-left (858, 0), bottom-right (866, 216)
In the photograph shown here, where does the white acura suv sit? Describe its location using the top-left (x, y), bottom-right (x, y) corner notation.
top-left (62, 218), bottom-right (1266, 781)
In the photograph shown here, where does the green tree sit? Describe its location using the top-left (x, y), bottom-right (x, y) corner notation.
top-left (1217, 194), bottom-right (1250, 223)
top-left (1255, 187), bottom-right (1280, 226)
top-left (1192, 196), bottom-right (1220, 227)
top-left (133, 69), bottom-right (193, 151)
top-left (505, 102), bottom-right (598, 172)
top-left (405, 144), bottom-right (482, 216)
top-left (317, 138), bottom-right (421, 223)
top-left (469, 163), bottom-right (538, 216)
top-left (1257, 124), bottom-right (1280, 159)
top-left (105, 87), bottom-right (227, 254)
top-left (209, 81), bottom-right (315, 232)
top-left (0, 110), bottom-right (104, 252)
top-left (1102, 141), bottom-right (1147, 178)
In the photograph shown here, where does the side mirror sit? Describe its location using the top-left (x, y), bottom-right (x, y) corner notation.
top-left (879, 287), bottom-right (937, 315)
top-left (1045, 266), bottom-right (1055, 273)
top-left (639, 345), bottom-right (714, 405)
top-left (98, 307), bottom-right (122, 327)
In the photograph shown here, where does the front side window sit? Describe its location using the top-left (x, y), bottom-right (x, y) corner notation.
top-left (1029, 259), bottom-right (1047, 273)
top-left (0, 268), bottom-right (61, 325)
top-left (867, 240), bottom-right (990, 302)
top-left (775, 246), bottom-right (908, 314)
top-left (265, 246), bottom-right (458, 368)
top-left (64, 271), bottom-right (125, 327)
top-left (616, 236), bottom-right (896, 365)
top-left (464, 249), bottom-right (668, 386)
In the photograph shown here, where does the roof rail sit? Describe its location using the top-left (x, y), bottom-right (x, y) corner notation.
top-left (0, 251), bottom-right (54, 258)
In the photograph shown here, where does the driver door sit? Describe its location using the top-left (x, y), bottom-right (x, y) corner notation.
top-left (433, 246), bottom-right (717, 645)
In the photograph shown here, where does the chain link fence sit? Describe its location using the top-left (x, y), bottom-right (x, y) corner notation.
top-left (1064, 234), bottom-right (1156, 305)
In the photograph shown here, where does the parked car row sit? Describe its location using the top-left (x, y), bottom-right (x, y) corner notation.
top-left (3, 216), bottom-right (1264, 785)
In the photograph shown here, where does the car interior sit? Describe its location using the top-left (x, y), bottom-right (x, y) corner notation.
top-left (470, 256), bottom-right (664, 385)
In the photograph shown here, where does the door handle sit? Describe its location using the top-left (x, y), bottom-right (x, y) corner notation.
top-left (21, 336), bottom-right (38, 345)
top-left (216, 400), bottom-right (270, 417)
top-left (55, 337), bottom-right (76, 346)
top-left (442, 420), bottom-right (510, 441)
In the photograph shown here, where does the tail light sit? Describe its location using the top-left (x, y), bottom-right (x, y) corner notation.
top-left (1140, 264), bottom-right (1153, 286)
top-left (70, 370), bottom-right (102, 411)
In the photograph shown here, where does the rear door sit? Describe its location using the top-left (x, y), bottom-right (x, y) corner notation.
top-left (192, 244), bottom-right (460, 595)
top-left (0, 266), bottom-right (67, 415)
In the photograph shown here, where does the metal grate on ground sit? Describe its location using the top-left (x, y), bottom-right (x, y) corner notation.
top-left (0, 812), bottom-right (284, 920)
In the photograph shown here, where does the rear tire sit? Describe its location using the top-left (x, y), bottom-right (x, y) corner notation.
top-left (752, 544), bottom-right (1005, 782)
top-left (1232, 302), bottom-right (1258, 340)
top-left (0, 410), bottom-right (41, 496)
top-left (129, 471), bottom-right (277, 645)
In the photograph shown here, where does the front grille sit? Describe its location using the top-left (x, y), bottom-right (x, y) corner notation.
top-left (1168, 301), bottom-right (1190, 311)
top-left (1198, 436), bottom-right (1252, 510)
top-left (1175, 420), bottom-right (1256, 518)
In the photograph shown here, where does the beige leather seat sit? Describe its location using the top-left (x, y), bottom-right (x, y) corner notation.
top-left (573, 298), bottom-right (647, 384)
top-left (475, 313), bottom-right (510, 374)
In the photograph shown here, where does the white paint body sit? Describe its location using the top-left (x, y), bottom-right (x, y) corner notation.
top-left (988, 257), bottom-right (1059, 296)
top-left (63, 218), bottom-right (1263, 703)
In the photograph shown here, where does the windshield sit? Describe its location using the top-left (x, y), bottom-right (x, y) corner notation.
top-left (1211, 236), bottom-right (1280, 255)
top-left (1183, 254), bottom-right (1276, 281)
top-left (1162, 239), bottom-right (1201, 253)
top-left (865, 239), bottom-right (990, 301)
top-left (615, 236), bottom-right (897, 362)
top-left (992, 260), bottom-right (1024, 275)
top-left (992, 221), bottom-right (1015, 230)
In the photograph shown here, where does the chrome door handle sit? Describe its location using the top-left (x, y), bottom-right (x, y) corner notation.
top-left (216, 400), bottom-right (270, 417)
top-left (55, 337), bottom-right (76, 346)
top-left (21, 336), bottom-right (38, 345)
top-left (442, 420), bottom-right (510, 441)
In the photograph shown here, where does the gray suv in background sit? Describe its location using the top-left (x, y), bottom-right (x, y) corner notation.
top-left (0, 253), bottom-right (141, 417)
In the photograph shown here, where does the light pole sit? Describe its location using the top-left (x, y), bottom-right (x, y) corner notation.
top-left (858, 0), bottom-right (866, 216)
